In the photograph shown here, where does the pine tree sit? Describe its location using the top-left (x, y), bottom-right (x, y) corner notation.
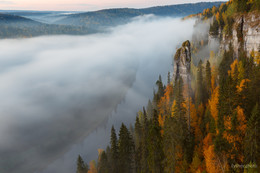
top-left (244, 103), bottom-right (260, 165)
top-left (77, 155), bottom-right (88, 173)
top-left (167, 71), bottom-right (171, 85)
top-left (206, 60), bottom-right (212, 99)
top-left (195, 60), bottom-right (205, 106)
top-left (140, 107), bottom-right (149, 173)
top-left (118, 123), bottom-right (135, 173)
top-left (98, 151), bottom-right (110, 173)
top-left (147, 109), bottom-right (164, 173)
top-left (147, 99), bottom-right (153, 119)
top-left (110, 126), bottom-right (119, 173)
top-left (134, 116), bottom-right (142, 173)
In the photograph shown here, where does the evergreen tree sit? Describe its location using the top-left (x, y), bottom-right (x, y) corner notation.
top-left (77, 155), bottom-right (88, 173)
top-left (195, 60), bottom-right (205, 106)
top-left (156, 75), bottom-right (164, 102)
top-left (244, 103), bottom-right (260, 165)
top-left (167, 71), bottom-right (171, 85)
top-left (140, 107), bottom-right (149, 173)
top-left (98, 151), bottom-right (110, 173)
top-left (206, 60), bottom-right (212, 99)
top-left (147, 99), bottom-right (153, 119)
top-left (147, 109), bottom-right (164, 173)
top-left (118, 123), bottom-right (135, 173)
top-left (110, 126), bottom-right (119, 173)
top-left (134, 116), bottom-right (142, 173)
top-left (209, 18), bottom-right (219, 36)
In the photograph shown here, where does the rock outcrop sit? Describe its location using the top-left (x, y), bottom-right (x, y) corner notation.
top-left (220, 12), bottom-right (260, 58)
top-left (173, 40), bottom-right (191, 85)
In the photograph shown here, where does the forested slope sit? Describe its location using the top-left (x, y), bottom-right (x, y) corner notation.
top-left (76, 1), bottom-right (260, 172)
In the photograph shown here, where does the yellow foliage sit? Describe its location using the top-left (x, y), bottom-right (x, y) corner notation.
top-left (203, 145), bottom-right (222, 173)
top-left (158, 115), bottom-right (165, 135)
top-left (209, 87), bottom-right (219, 122)
top-left (236, 79), bottom-right (250, 93)
top-left (216, 12), bottom-right (220, 22)
top-left (250, 50), bottom-right (260, 64)
top-left (158, 85), bottom-right (173, 117)
top-left (88, 160), bottom-right (97, 173)
top-left (190, 102), bottom-right (197, 129)
top-left (171, 100), bottom-right (176, 117)
top-left (203, 133), bottom-right (213, 149)
top-left (229, 59), bottom-right (238, 78)
top-left (236, 106), bottom-right (247, 134)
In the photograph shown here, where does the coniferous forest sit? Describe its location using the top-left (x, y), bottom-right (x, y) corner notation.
top-left (77, 1), bottom-right (260, 172)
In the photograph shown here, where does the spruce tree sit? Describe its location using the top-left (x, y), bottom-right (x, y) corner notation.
top-left (98, 151), bottom-right (110, 173)
top-left (110, 126), bottom-right (119, 173)
top-left (134, 116), bottom-right (142, 173)
top-left (195, 60), bottom-right (204, 106)
top-left (76, 155), bottom-right (88, 173)
top-left (118, 123), bottom-right (135, 173)
top-left (206, 60), bottom-right (212, 99)
top-left (167, 71), bottom-right (171, 85)
top-left (147, 109), bottom-right (164, 173)
top-left (244, 103), bottom-right (260, 165)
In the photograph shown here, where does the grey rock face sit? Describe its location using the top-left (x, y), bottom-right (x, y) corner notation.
top-left (173, 40), bottom-right (191, 84)
top-left (219, 12), bottom-right (260, 58)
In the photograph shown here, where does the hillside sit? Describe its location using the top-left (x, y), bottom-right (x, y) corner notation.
top-left (0, 2), bottom-right (223, 38)
top-left (56, 2), bottom-right (223, 29)
top-left (0, 13), bottom-right (96, 38)
top-left (76, 1), bottom-right (260, 173)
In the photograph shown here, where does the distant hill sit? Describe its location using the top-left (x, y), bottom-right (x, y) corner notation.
top-left (0, 13), bottom-right (96, 38)
top-left (57, 2), bottom-right (224, 29)
top-left (0, 2), bottom-right (224, 38)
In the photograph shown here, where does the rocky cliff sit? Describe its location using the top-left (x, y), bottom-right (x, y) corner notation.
top-left (173, 40), bottom-right (191, 85)
top-left (212, 12), bottom-right (260, 58)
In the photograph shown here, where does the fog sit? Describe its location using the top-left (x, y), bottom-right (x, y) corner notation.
top-left (0, 15), bottom-right (195, 173)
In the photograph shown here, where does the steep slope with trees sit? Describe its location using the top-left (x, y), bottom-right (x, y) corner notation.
top-left (76, 0), bottom-right (260, 172)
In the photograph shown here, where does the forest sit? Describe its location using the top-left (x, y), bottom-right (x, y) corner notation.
top-left (76, 0), bottom-right (260, 172)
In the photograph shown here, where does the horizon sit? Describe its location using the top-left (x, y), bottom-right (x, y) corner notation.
top-left (0, 0), bottom-right (227, 12)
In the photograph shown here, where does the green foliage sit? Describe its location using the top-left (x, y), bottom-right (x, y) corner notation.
top-left (118, 123), bottom-right (135, 173)
top-left (195, 60), bottom-right (205, 106)
top-left (77, 155), bottom-right (88, 173)
top-left (110, 126), bottom-right (119, 173)
top-left (147, 110), bottom-right (164, 173)
top-left (209, 18), bottom-right (219, 36)
top-left (98, 151), bottom-right (110, 173)
top-left (244, 104), bottom-right (260, 164)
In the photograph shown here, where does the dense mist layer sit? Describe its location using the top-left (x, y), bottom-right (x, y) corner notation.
top-left (0, 16), bottom-right (195, 173)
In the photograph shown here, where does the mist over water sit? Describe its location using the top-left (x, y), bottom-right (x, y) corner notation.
top-left (0, 15), bottom-right (195, 173)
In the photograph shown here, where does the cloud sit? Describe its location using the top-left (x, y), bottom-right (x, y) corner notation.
top-left (0, 16), bottom-right (195, 173)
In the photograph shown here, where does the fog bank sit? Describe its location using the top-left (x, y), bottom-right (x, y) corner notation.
top-left (0, 15), bottom-right (195, 173)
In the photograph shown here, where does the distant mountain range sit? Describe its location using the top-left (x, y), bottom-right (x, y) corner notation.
top-left (0, 2), bottom-right (224, 38)
top-left (56, 2), bottom-right (223, 29)
top-left (0, 13), bottom-right (96, 38)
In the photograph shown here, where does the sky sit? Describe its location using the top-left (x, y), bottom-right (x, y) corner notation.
top-left (0, 0), bottom-right (227, 11)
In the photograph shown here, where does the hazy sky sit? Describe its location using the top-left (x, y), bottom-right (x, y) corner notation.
top-left (0, 0), bottom-right (226, 11)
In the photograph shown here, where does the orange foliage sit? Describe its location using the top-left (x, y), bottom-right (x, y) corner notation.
top-left (88, 160), bottom-right (97, 173)
top-left (236, 106), bottom-right (247, 134)
top-left (229, 59), bottom-right (238, 78)
top-left (190, 101), bottom-right (197, 129)
top-left (171, 100), bottom-right (176, 117)
top-left (209, 87), bottom-right (219, 122)
top-left (203, 145), bottom-right (222, 173)
top-left (223, 106), bottom-right (247, 161)
top-left (158, 85), bottom-right (173, 117)
top-left (236, 79), bottom-right (250, 93)
top-left (158, 115), bottom-right (165, 135)
top-left (203, 133), bottom-right (213, 149)
top-left (210, 65), bottom-right (218, 92)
